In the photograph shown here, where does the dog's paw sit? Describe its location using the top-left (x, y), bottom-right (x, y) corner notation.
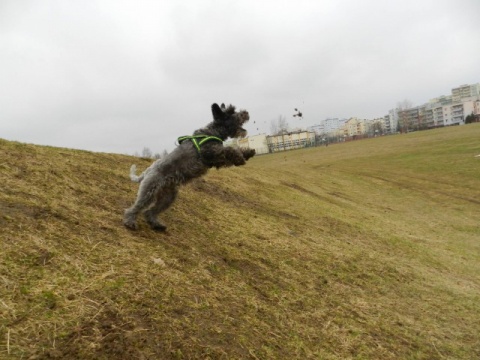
top-left (123, 220), bottom-right (138, 230)
top-left (244, 149), bottom-right (256, 160)
top-left (151, 223), bottom-right (167, 232)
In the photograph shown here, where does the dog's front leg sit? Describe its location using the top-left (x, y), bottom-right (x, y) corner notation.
top-left (223, 147), bottom-right (247, 166)
top-left (241, 148), bottom-right (256, 161)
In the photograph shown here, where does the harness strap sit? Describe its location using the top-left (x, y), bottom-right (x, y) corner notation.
top-left (177, 135), bottom-right (223, 152)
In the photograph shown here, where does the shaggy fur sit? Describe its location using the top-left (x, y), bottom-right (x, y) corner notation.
top-left (123, 103), bottom-right (256, 231)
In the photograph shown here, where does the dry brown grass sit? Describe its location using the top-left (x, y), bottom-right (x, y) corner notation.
top-left (1, 124), bottom-right (480, 359)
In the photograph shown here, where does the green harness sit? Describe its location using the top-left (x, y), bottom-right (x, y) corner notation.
top-left (177, 135), bottom-right (223, 153)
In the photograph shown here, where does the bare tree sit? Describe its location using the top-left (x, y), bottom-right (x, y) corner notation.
top-left (151, 149), bottom-right (169, 160)
top-left (141, 147), bottom-right (153, 159)
top-left (397, 99), bottom-right (413, 133)
top-left (372, 121), bottom-right (384, 136)
top-left (270, 118), bottom-right (279, 135)
top-left (278, 115), bottom-right (289, 133)
top-left (270, 115), bottom-right (289, 135)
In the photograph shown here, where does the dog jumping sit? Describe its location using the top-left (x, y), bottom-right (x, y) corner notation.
top-left (123, 103), bottom-right (256, 231)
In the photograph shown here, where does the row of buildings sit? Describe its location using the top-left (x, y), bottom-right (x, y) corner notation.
top-left (227, 131), bottom-right (317, 155)
top-left (309, 83), bottom-right (480, 138)
top-left (308, 116), bottom-right (386, 140)
top-left (227, 82), bottom-right (480, 154)
top-left (395, 83), bottom-right (480, 132)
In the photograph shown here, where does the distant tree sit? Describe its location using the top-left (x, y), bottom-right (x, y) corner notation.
top-left (141, 147), bottom-right (153, 159)
top-left (465, 112), bottom-right (476, 124)
top-left (397, 99), bottom-right (413, 133)
top-left (278, 115), bottom-right (289, 133)
top-left (372, 121), bottom-right (384, 136)
top-left (270, 115), bottom-right (289, 135)
top-left (270, 119), bottom-right (278, 135)
top-left (417, 110), bottom-right (427, 130)
top-left (151, 149), bottom-right (169, 160)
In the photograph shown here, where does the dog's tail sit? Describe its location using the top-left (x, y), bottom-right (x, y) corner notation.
top-left (129, 164), bottom-right (144, 183)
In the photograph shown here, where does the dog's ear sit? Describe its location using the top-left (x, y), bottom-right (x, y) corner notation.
top-left (220, 103), bottom-right (226, 110)
top-left (211, 103), bottom-right (225, 122)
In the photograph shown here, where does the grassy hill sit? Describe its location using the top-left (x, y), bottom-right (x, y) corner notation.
top-left (1, 124), bottom-right (479, 359)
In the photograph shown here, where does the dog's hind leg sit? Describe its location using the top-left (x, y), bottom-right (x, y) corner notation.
top-left (123, 178), bottom-right (160, 230)
top-left (143, 185), bottom-right (178, 231)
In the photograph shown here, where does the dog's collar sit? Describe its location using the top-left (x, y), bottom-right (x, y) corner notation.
top-left (177, 135), bottom-right (223, 152)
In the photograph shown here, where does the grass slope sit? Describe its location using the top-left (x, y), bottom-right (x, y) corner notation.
top-left (1, 124), bottom-right (480, 359)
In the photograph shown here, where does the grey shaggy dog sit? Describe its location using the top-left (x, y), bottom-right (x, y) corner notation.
top-left (123, 103), bottom-right (256, 231)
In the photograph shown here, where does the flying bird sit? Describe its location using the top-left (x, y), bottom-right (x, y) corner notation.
top-left (293, 108), bottom-right (303, 119)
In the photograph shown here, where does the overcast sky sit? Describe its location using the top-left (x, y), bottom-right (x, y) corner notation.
top-left (1, 0), bottom-right (479, 155)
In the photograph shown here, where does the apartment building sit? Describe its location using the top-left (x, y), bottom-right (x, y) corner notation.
top-left (307, 118), bottom-right (347, 136)
top-left (234, 131), bottom-right (316, 154)
top-left (342, 117), bottom-right (366, 137)
top-left (368, 117), bottom-right (386, 135)
top-left (266, 130), bottom-right (316, 152)
top-left (237, 134), bottom-right (269, 155)
top-left (423, 105), bottom-right (434, 128)
top-left (395, 82), bottom-right (480, 130)
top-left (398, 105), bottom-right (428, 131)
top-left (324, 118), bottom-right (347, 133)
top-left (307, 123), bottom-right (325, 134)
top-left (452, 83), bottom-right (480, 102)
top-left (383, 109), bottom-right (398, 133)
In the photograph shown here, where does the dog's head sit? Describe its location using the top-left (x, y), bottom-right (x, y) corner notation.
top-left (211, 103), bottom-right (249, 139)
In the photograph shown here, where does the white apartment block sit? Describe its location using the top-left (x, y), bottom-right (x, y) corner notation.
top-left (267, 131), bottom-right (316, 152)
top-left (308, 118), bottom-right (347, 136)
top-left (395, 82), bottom-right (480, 130)
top-left (237, 134), bottom-right (269, 155)
top-left (452, 83), bottom-right (480, 102)
top-left (235, 131), bottom-right (316, 154)
top-left (307, 123), bottom-right (324, 134)
top-left (324, 118), bottom-right (347, 133)
top-left (384, 109), bottom-right (398, 133)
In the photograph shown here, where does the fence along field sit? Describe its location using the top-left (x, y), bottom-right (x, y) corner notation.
top-left (0, 124), bottom-right (479, 359)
